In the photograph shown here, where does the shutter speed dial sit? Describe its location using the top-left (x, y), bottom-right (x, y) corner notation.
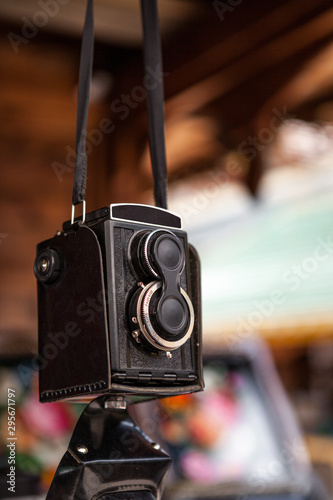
top-left (129, 230), bottom-right (194, 352)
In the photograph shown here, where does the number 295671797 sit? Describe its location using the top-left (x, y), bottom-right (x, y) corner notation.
top-left (8, 388), bottom-right (16, 437)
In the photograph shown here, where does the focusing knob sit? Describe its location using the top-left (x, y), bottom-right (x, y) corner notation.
top-left (34, 249), bottom-right (61, 284)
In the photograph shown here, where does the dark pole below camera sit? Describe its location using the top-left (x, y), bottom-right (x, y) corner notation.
top-left (45, 396), bottom-right (171, 500)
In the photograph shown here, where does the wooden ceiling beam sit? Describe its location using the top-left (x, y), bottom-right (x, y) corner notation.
top-left (164, 0), bottom-right (332, 98)
top-left (166, 7), bottom-right (333, 116)
top-left (0, 42), bottom-right (106, 144)
top-left (256, 40), bottom-right (333, 127)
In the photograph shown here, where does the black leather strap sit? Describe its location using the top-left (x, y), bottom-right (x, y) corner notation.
top-left (141, 0), bottom-right (168, 209)
top-left (72, 0), bottom-right (94, 206)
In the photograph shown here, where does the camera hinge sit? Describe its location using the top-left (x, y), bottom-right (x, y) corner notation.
top-left (138, 372), bottom-right (153, 382)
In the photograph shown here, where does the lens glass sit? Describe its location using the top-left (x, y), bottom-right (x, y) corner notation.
top-left (155, 237), bottom-right (182, 270)
top-left (160, 296), bottom-right (186, 333)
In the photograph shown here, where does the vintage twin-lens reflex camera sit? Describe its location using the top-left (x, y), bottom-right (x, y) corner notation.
top-left (34, 203), bottom-right (203, 403)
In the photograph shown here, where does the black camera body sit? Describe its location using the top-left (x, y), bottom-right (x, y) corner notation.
top-left (34, 204), bottom-right (203, 403)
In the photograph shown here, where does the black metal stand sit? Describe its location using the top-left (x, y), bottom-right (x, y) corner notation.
top-left (46, 396), bottom-right (171, 500)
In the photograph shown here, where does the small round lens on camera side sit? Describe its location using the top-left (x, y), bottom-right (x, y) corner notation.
top-left (34, 249), bottom-right (62, 284)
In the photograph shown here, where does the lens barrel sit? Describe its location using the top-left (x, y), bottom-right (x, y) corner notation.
top-left (129, 230), bottom-right (194, 352)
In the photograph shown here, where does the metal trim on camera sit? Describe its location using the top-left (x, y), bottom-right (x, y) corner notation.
top-left (134, 281), bottom-right (195, 352)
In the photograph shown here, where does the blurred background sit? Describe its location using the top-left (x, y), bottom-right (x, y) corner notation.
top-left (1, 0), bottom-right (333, 497)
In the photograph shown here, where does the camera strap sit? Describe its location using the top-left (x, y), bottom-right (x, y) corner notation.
top-left (72, 0), bottom-right (94, 220)
top-left (140, 0), bottom-right (168, 209)
top-left (72, 0), bottom-right (168, 221)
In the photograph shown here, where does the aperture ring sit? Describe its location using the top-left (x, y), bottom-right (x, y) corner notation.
top-left (136, 281), bottom-right (194, 351)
